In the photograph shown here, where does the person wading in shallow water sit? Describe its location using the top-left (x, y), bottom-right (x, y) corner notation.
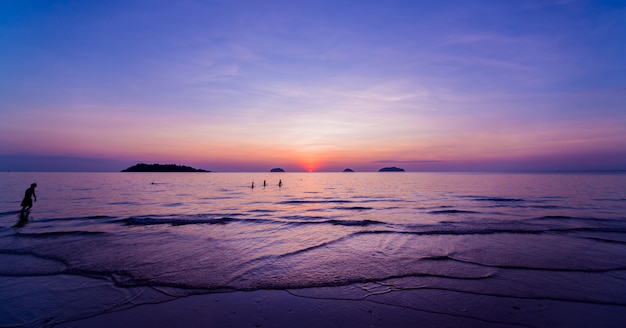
top-left (20, 183), bottom-right (37, 213)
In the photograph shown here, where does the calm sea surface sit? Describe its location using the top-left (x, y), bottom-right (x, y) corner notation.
top-left (1, 172), bottom-right (626, 327)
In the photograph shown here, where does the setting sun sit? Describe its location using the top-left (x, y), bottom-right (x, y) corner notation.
top-left (302, 160), bottom-right (318, 172)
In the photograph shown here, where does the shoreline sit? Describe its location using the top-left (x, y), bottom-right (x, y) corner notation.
top-left (63, 284), bottom-right (626, 328)
top-left (2, 263), bottom-right (626, 327)
top-left (62, 288), bottom-right (501, 328)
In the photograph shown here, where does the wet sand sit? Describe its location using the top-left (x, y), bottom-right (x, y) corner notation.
top-left (65, 284), bottom-right (626, 328)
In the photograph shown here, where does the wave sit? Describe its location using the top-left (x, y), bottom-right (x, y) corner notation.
top-left (463, 196), bottom-right (525, 202)
top-left (431, 254), bottom-right (626, 273)
top-left (163, 202), bottom-right (184, 207)
top-left (532, 215), bottom-right (586, 220)
top-left (528, 215), bottom-right (619, 223)
top-left (354, 229), bottom-right (545, 237)
top-left (280, 215), bottom-right (332, 221)
top-left (584, 237), bottom-right (626, 245)
top-left (116, 215), bottom-right (389, 229)
top-left (0, 210), bottom-right (22, 217)
top-left (199, 196), bottom-right (236, 200)
top-left (27, 215), bottom-right (117, 224)
top-left (353, 224), bottom-right (626, 237)
top-left (279, 200), bottom-right (353, 204)
top-left (323, 219), bottom-right (386, 227)
top-left (528, 205), bottom-right (569, 209)
top-left (70, 197), bottom-right (94, 201)
top-left (108, 201), bottom-right (140, 205)
top-left (429, 209), bottom-right (478, 214)
top-left (16, 231), bottom-right (105, 238)
top-left (0, 250), bottom-right (69, 276)
top-left (118, 216), bottom-right (236, 226)
top-left (107, 212), bottom-right (626, 237)
top-left (332, 206), bottom-right (374, 211)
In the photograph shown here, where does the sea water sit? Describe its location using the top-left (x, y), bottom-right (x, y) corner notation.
top-left (1, 172), bottom-right (626, 327)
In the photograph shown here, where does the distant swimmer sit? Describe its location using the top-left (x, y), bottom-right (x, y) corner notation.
top-left (278, 179), bottom-right (283, 187)
top-left (20, 183), bottom-right (37, 213)
top-left (251, 182), bottom-right (255, 189)
top-left (263, 180), bottom-right (267, 187)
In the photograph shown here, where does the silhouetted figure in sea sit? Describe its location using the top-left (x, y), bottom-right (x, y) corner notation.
top-left (251, 182), bottom-right (255, 189)
top-left (20, 183), bottom-right (37, 213)
top-left (263, 180), bottom-right (267, 187)
top-left (278, 179), bottom-right (283, 187)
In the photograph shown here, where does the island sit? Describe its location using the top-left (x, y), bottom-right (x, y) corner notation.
top-left (121, 163), bottom-right (210, 172)
top-left (379, 166), bottom-right (405, 172)
top-left (343, 168), bottom-right (354, 172)
top-left (270, 168), bottom-right (285, 172)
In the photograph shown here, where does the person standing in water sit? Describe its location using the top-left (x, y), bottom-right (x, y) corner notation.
top-left (20, 183), bottom-right (37, 213)
top-left (278, 179), bottom-right (283, 187)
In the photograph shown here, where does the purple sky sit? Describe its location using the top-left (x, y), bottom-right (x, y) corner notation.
top-left (1, 0), bottom-right (625, 171)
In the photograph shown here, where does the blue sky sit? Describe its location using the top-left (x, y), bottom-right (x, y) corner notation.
top-left (1, 0), bottom-right (625, 171)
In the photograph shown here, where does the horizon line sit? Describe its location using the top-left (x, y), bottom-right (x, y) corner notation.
top-left (3, 169), bottom-right (626, 173)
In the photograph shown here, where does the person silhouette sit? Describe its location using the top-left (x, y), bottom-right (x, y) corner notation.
top-left (263, 180), bottom-right (267, 187)
top-left (20, 183), bottom-right (37, 213)
top-left (251, 182), bottom-right (255, 189)
top-left (278, 179), bottom-right (283, 187)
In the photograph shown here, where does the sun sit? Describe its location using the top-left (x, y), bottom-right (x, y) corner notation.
top-left (296, 152), bottom-right (324, 172)
top-left (301, 160), bottom-right (319, 172)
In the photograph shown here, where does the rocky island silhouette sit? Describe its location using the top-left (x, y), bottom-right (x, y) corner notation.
top-left (379, 166), bottom-right (405, 172)
top-left (121, 163), bottom-right (210, 172)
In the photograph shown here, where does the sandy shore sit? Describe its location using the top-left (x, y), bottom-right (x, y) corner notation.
top-left (2, 271), bottom-right (625, 327)
top-left (64, 288), bottom-right (480, 328)
top-left (62, 285), bottom-right (626, 328)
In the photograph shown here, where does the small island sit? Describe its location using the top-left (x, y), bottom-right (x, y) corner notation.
top-left (379, 166), bottom-right (405, 172)
top-left (270, 168), bottom-right (285, 172)
top-left (121, 163), bottom-right (210, 172)
top-left (343, 168), bottom-right (355, 172)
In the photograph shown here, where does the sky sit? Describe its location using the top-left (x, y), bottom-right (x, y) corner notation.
top-left (1, 0), bottom-right (625, 172)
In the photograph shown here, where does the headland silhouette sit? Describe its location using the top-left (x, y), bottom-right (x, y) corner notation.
top-left (379, 166), bottom-right (405, 172)
top-left (121, 163), bottom-right (210, 172)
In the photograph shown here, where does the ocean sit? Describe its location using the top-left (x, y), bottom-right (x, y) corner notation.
top-left (1, 172), bottom-right (626, 327)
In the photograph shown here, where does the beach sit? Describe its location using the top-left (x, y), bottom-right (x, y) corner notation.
top-left (65, 287), bottom-right (626, 328)
top-left (1, 172), bottom-right (626, 327)
top-left (15, 277), bottom-right (624, 327)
